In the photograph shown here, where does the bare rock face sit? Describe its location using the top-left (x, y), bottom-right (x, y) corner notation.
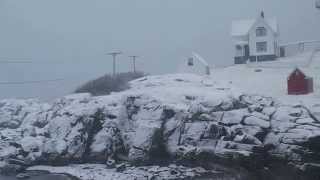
top-left (1, 74), bottom-right (320, 179)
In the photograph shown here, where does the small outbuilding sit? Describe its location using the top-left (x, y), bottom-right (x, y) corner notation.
top-left (287, 68), bottom-right (313, 95)
top-left (177, 53), bottom-right (211, 76)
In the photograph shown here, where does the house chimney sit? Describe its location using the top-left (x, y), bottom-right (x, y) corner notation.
top-left (261, 11), bottom-right (265, 18)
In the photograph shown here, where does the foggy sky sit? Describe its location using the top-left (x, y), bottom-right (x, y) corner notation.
top-left (1, 0), bottom-right (320, 100)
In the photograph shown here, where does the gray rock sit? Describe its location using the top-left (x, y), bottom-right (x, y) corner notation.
top-left (243, 116), bottom-right (270, 129)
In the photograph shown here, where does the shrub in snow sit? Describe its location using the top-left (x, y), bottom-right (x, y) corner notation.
top-left (75, 71), bottom-right (146, 96)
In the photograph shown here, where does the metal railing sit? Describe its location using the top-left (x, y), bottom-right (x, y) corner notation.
top-left (245, 41), bottom-right (320, 69)
top-left (280, 40), bottom-right (320, 58)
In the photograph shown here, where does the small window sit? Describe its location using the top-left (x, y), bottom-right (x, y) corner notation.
top-left (256, 42), bottom-right (267, 52)
top-left (256, 27), bottom-right (267, 37)
top-left (236, 45), bottom-right (242, 51)
top-left (188, 58), bottom-right (194, 66)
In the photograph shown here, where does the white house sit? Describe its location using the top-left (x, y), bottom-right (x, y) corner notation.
top-left (231, 12), bottom-right (280, 64)
top-left (177, 52), bottom-right (211, 76)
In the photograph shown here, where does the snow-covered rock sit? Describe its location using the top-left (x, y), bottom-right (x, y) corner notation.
top-left (27, 163), bottom-right (230, 180)
top-left (1, 73), bottom-right (320, 178)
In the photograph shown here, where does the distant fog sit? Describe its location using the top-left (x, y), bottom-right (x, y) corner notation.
top-left (0, 0), bottom-right (319, 100)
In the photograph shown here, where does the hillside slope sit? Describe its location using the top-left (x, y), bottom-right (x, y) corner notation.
top-left (211, 51), bottom-right (320, 104)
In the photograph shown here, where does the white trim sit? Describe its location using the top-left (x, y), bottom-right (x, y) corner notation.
top-left (248, 17), bottom-right (277, 37)
top-left (231, 17), bottom-right (278, 37)
top-left (235, 41), bottom-right (249, 45)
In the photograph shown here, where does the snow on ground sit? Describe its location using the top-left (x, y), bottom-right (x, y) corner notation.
top-left (28, 164), bottom-right (132, 180)
top-left (27, 164), bottom-right (217, 180)
top-left (211, 51), bottom-right (320, 105)
top-left (128, 73), bottom-right (241, 110)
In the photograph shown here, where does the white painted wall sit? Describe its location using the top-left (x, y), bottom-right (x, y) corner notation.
top-left (177, 58), bottom-right (209, 75)
top-left (248, 18), bottom-right (278, 56)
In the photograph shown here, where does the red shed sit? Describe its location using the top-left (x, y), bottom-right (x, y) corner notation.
top-left (288, 68), bottom-right (314, 95)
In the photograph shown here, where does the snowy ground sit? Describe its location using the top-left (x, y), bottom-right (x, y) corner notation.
top-left (210, 51), bottom-right (320, 105)
top-left (27, 164), bottom-right (219, 180)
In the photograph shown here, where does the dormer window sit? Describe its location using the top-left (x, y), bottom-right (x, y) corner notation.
top-left (188, 58), bottom-right (194, 66)
top-left (256, 27), bottom-right (267, 37)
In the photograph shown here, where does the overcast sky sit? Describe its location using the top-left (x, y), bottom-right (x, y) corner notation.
top-left (0, 0), bottom-right (320, 100)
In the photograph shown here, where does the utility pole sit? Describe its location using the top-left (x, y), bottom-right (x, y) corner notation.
top-left (107, 52), bottom-right (122, 76)
top-left (129, 55), bottom-right (139, 73)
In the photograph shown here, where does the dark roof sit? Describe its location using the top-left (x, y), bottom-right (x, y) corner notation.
top-left (289, 68), bottom-right (306, 78)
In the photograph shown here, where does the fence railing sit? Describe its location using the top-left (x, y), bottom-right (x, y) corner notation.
top-left (280, 40), bottom-right (320, 58)
top-left (245, 41), bottom-right (320, 69)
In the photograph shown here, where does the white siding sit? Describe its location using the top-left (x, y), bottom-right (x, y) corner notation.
top-left (177, 58), bottom-right (209, 76)
top-left (248, 19), bottom-right (277, 56)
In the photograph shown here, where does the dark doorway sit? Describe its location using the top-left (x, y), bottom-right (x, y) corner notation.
top-left (244, 45), bottom-right (250, 58)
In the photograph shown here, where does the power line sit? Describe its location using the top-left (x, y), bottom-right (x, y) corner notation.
top-left (0, 60), bottom-right (33, 64)
top-left (0, 57), bottom-right (32, 60)
top-left (0, 57), bottom-right (33, 64)
top-left (0, 78), bottom-right (65, 85)
top-left (0, 55), bottom-right (123, 64)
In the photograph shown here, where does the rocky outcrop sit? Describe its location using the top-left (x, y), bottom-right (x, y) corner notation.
top-left (1, 74), bottom-right (320, 179)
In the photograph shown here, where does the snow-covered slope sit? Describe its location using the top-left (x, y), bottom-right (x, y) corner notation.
top-left (1, 73), bottom-right (320, 179)
top-left (211, 51), bottom-right (320, 104)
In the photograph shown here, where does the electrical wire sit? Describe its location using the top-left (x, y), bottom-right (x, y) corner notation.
top-left (0, 78), bottom-right (65, 85)
top-left (0, 60), bottom-right (33, 64)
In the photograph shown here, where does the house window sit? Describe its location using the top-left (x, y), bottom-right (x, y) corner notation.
top-left (256, 42), bottom-right (267, 52)
top-left (236, 45), bottom-right (242, 51)
top-left (235, 45), bottom-right (243, 56)
top-left (256, 27), bottom-right (267, 37)
top-left (188, 58), bottom-right (194, 66)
